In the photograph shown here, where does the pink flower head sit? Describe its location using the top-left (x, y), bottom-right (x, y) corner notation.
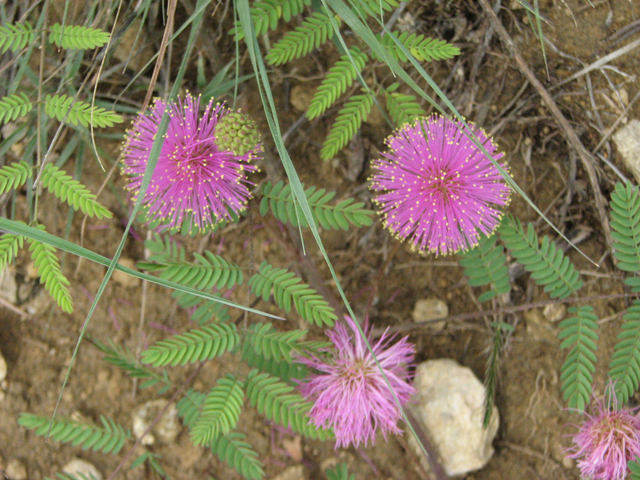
top-left (369, 115), bottom-right (511, 255)
top-left (566, 385), bottom-right (640, 480)
top-left (297, 316), bottom-right (415, 448)
top-left (121, 93), bottom-right (261, 233)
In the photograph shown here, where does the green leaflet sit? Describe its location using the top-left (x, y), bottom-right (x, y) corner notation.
top-left (260, 180), bottom-right (374, 230)
top-left (230, 0), bottom-right (312, 39)
top-left (499, 215), bottom-right (582, 299)
top-left (0, 22), bottom-right (36, 53)
top-left (609, 300), bottom-right (640, 403)
top-left (141, 323), bottom-right (240, 367)
top-left (246, 370), bottom-right (332, 440)
top-left (18, 413), bottom-right (129, 455)
top-left (610, 182), bottom-right (640, 275)
top-left (320, 92), bottom-right (373, 161)
top-left (0, 161), bottom-right (32, 195)
top-left (459, 233), bottom-right (511, 302)
top-left (372, 31), bottom-right (460, 63)
top-left (307, 46), bottom-right (368, 120)
top-left (48, 24), bottom-right (110, 50)
top-left (0, 93), bottom-right (33, 124)
top-left (558, 306), bottom-right (599, 412)
top-left (265, 11), bottom-right (335, 66)
top-left (190, 374), bottom-right (245, 446)
top-left (27, 234), bottom-right (73, 313)
top-left (41, 164), bottom-right (113, 219)
top-left (44, 94), bottom-right (123, 128)
top-left (248, 261), bottom-right (338, 327)
top-left (384, 83), bottom-right (425, 126)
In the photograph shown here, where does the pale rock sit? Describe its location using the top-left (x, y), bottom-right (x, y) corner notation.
top-left (5, 459), bottom-right (27, 480)
top-left (543, 303), bottom-right (566, 323)
top-left (112, 258), bottom-right (140, 288)
top-left (0, 347), bottom-right (6, 383)
top-left (412, 298), bottom-right (448, 331)
top-left (409, 359), bottom-right (499, 476)
top-left (289, 85), bottom-right (313, 112)
top-left (270, 465), bottom-right (306, 480)
top-left (0, 268), bottom-right (17, 302)
top-left (132, 399), bottom-right (180, 445)
top-left (62, 458), bottom-right (103, 480)
top-left (613, 119), bottom-right (640, 184)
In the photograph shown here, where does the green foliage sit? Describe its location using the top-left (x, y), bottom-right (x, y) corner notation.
top-left (0, 160), bottom-right (32, 195)
top-left (18, 413), bottom-right (129, 454)
top-left (320, 92), bottom-right (373, 161)
top-left (629, 457), bottom-right (640, 480)
top-left (141, 322), bottom-right (239, 367)
top-left (610, 182), bottom-right (640, 275)
top-left (459, 233), bottom-right (511, 302)
top-left (306, 46), bottom-right (368, 120)
top-left (609, 300), bottom-right (640, 403)
top-left (246, 370), bottom-right (332, 440)
top-left (93, 339), bottom-right (171, 392)
top-left (241, 343), bottom-right (309, 383)
top-left (44, 94), bottom-right (123, 128)
top-left (265, 12), bottom-right (335, 66)
top-left (499, 215), bottom-right (583, 299)
top-left (482, 322), bottom-right (513, 427)
top-left (0, 22), bottom-right (36, 53)
top-left (384, 84), bottom-right (425, 126)
top-left (27, 235), bottom-right (73, 313)
top-left (41, 164), bottom-right (112, 219)
top-left (131, 452), bottom-right (170, 478)
top-left (245, 322), bottom-right (331, 363)
top-left (373, 31), bottom-right (460, 63)
top-left (326, 463), bottom-right (354, 480)
top-left (248, 261), bottom-right (338, 327)
top-left (351, 0), bottom-right (399, 17)
top-left (558, 306), bottom-right (599, 412)
top-left (213, 432), bottom-right (265, 480)
top-left (231, 0), bottom-right (312, 39)
top-left (260, 180), bottom-right (374, 230)
top-left (191, 374), bottom-right (245, 446)
top-left (0, 230), bottom-right (24, 273)
top-left (48, 24), bottom-right (110, 50)
top-left (0, 93), bottom-right (33, 124)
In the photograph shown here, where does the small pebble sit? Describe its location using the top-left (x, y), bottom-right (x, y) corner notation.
top-left (5, 459), bottom-right (27, 480)
top-left (412, 298), bottom-right (448, 331)
top-left (0, 348), bottom-right (7, 383)
top-left (112, 258), bottom-right (140, 288)
top-left (62, 458), bottom-right (103, 480)
top-left (132, 399), bottom-right (180, 445)
top-left (270, 465), bottom-right (306, 480)
top-left (543, 303), bottom-right (566, 323)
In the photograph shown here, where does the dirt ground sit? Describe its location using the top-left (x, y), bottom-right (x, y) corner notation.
top-left (1, 0), bottom-right (640, 479)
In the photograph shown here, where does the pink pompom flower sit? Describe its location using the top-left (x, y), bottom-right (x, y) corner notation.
top-left (369, 115), bottom-right (511, 255)
top-left (121, 93), bottom-right (261, 233)
top-left (296, 315), bottom-right (415, 448)
top-left (566, 385), bottom-right (640, 480)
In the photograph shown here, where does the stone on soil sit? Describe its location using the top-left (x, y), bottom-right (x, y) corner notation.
top-left (408, 358), bottom-right (499, 476)
top-left (613, 119), bottom-right (640, 184)
top-left (5, 459), bottom-right (27, 480)
top-left (412, 298), bottom-right (448, 331)
top-left (62, 458), bottom-right (103, 480)
top-left (132, 399), bottom-right (180, 445)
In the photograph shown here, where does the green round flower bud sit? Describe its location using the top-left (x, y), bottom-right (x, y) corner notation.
top-left (215, 111), bottom-right (261, 156)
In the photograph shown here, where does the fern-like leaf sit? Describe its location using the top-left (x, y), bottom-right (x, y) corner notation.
top-left (384, 83), bottom-right (425, 126)
top-left (0, 22), bottom-right (35, 53)
top-left (0, 160), bottom-right (32, 195)
top-left (49, 24), bottom-right (110, 49)
top-left (373, 31), bottom-right (460, 63)
top-left (18, 413), bottom-right (129, 454)
top-left (630, 457), bottom-right (640, 480)
top-left (41, 164), bottom-right (112, 219)
top-left (93, 339), bottom-right (171, 392)
top-left (27, 235), bottom-right (73, 313)
top-left (245, 322), bottom-right (330, 364)
top-left (44, 94), bottom-right (123, 128)
top-left (558, 306), bottom-right (599, 411)
top-left (241, 343), bottom-right (309, 383)
top-left (482, 322), bottom-right (512, 427)
top-left (306, 46), bottom-right (368, 120)
top-left (191, 374), bottom-right (245, 446)
top-left (213, 432), bottom-right (265, 480)
top-left (0, 93), bottom-right (33, 124)
top-left (260, 180), bottom-right (374, 230)
top-left (352, 0), bottom-right (399, 17)
top-left (609, 300), bottom-right (640, 403)
top-left (230, 0), bottom-right (311, 39)
top-left (141, 322), bottom-right (239, 367)
top-left (248, 261), bottom-right (337, 327)
top-left (499, 215), bottom-right (582, 299)
top-left (0, 230), bottom-right (24, 273)
top-left (246, 370), bottom-right (332, 440)
top-left (326, 463), bottom-right (355, 480)
top-left (265, 12), bottom-right (335, 66)
top-left (320, 93), bottom-right (373, 161)
top-left (459, 233), bottom-right (511, 302)
top-left (610, 182), bottom-right (640, 274)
